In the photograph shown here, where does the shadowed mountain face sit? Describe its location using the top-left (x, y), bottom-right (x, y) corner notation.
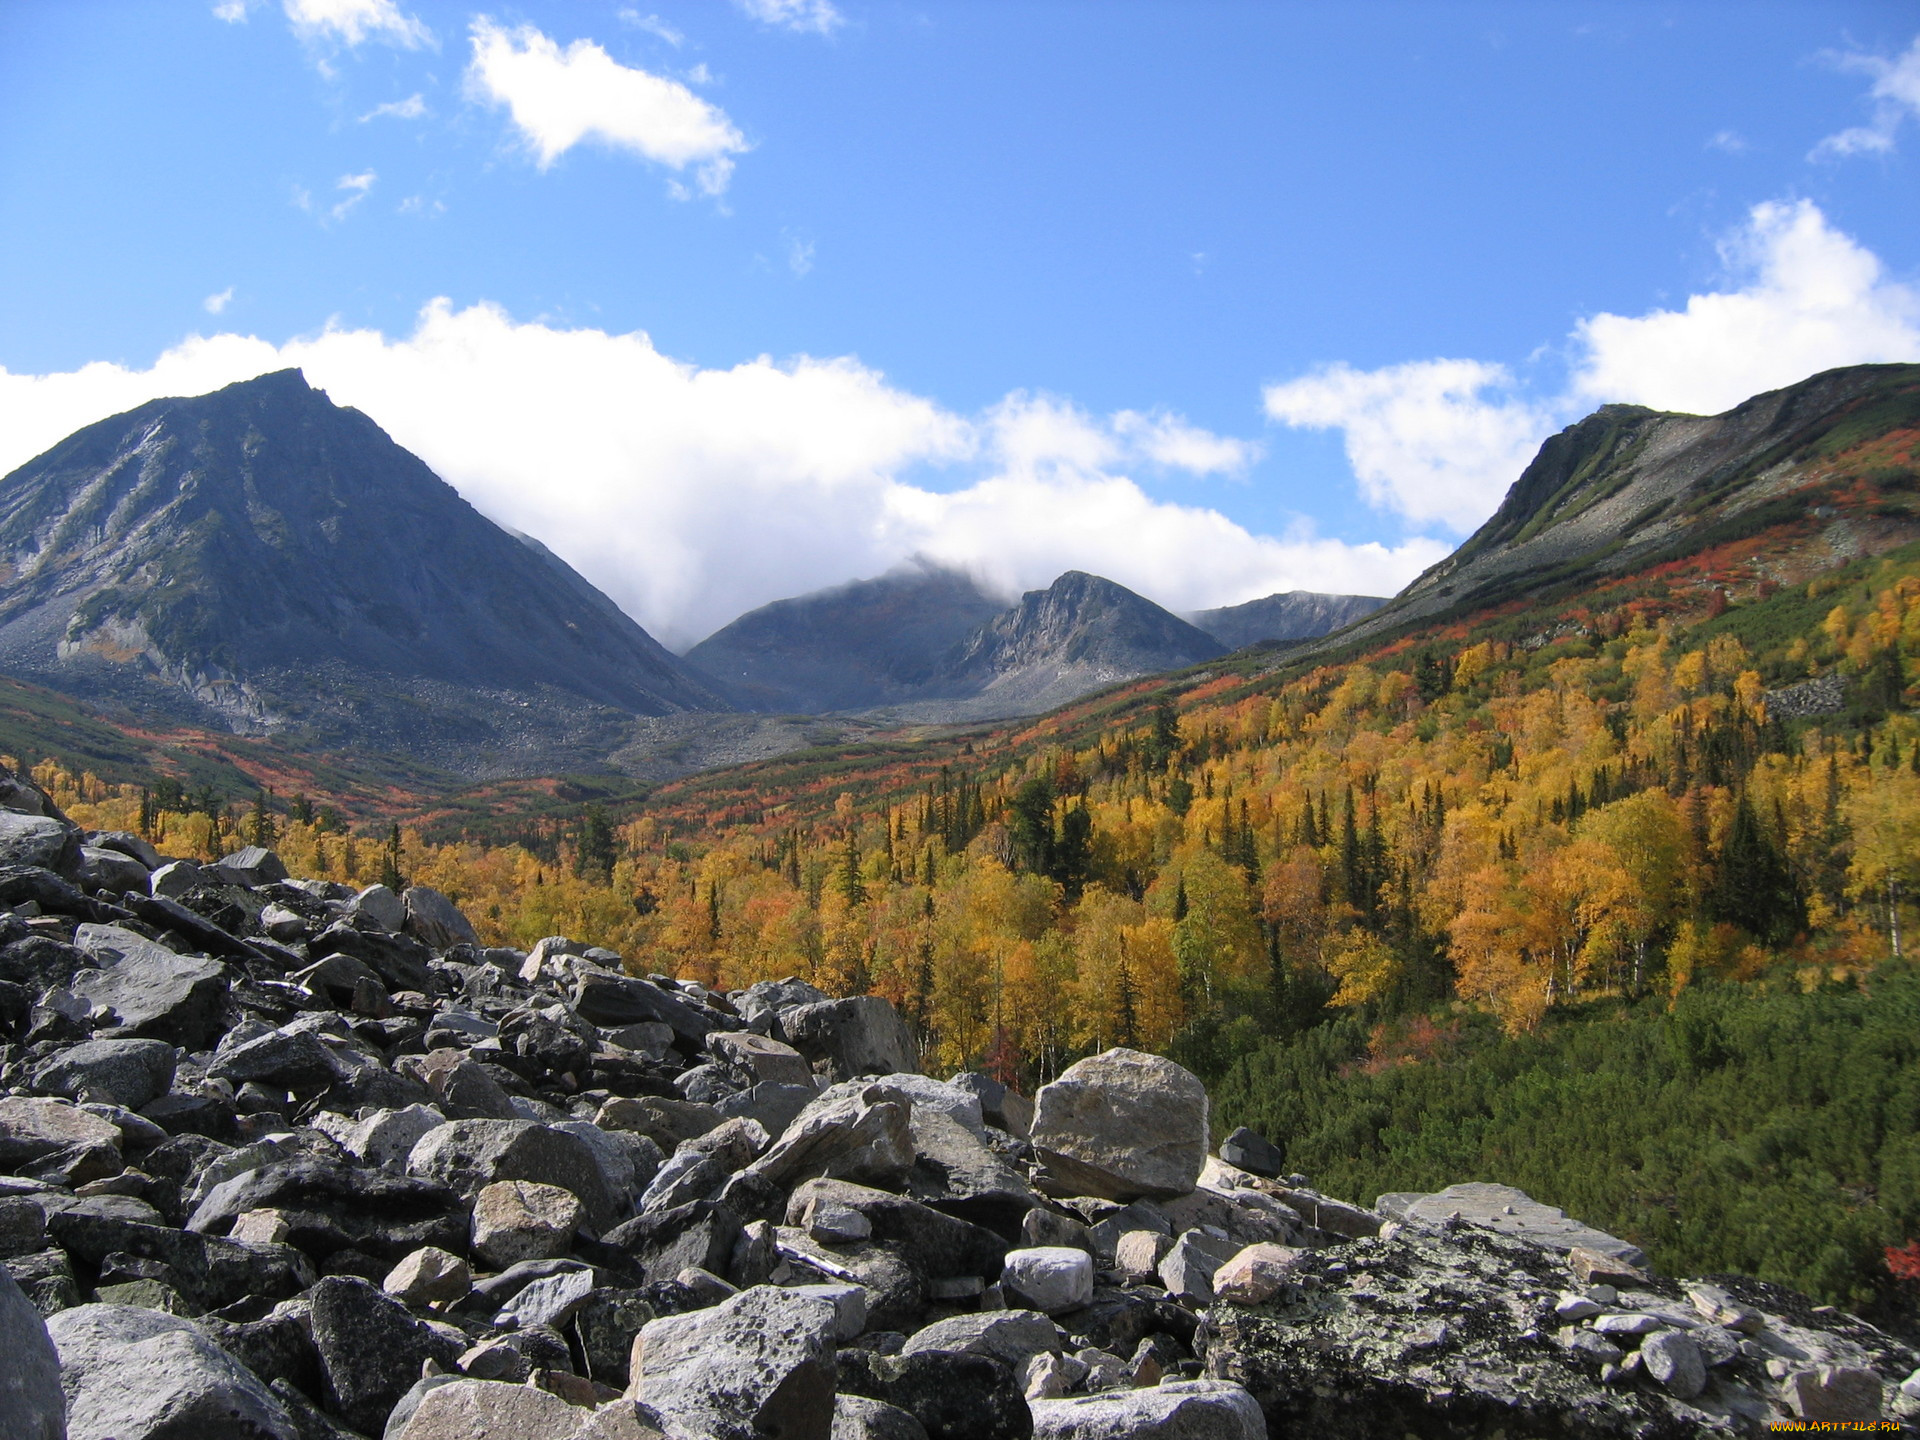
top-left (1302, 363), bottom-right (1920, 660)
top-left (0, 369), bottom-right (728, 771)
top-left (1188, 591), bottom-right (1387, 650)
top-left (682, 563), bottom-right (1007, 713)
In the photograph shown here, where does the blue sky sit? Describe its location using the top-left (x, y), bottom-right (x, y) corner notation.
top-left (2, 1), bottom-right (1918, 646)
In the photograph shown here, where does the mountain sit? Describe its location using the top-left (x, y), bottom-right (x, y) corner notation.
top-left (1303, 362), bottom-right (1920, 660)
top-left (0, 369), bottom-right (729, 773)
top-left (910, 570), bottom-right (1226, 719)
top-left (682, 561), bottom-right (1007, 713)
top-left (1187, 590), bottom-right (1387, 650)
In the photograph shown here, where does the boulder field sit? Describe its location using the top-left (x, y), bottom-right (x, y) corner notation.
top-left (0, 766), bottom-right (1915, 1437)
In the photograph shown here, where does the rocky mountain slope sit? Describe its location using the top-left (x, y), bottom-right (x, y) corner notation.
top-left (0, 763), bottom-right (1912, 1439)
top-left (1185, 590), bottom-right (1386, 651)
top-left (0, 370), bottom-right (729, 775)
top-left (1303, 362), bottom-right (1920, 659)
top-left (880, 571), bottom-right (1227, 723)
top-left (682, 563), bottom-right (1007, 714)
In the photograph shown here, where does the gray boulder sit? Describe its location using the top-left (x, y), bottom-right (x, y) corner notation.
top-left (400, 887), bottom-right (478, 951)
top-left (747, 1083), bottom-right (915, 1190)
top-left (31, 1037), bottom-right (177, 1108)
top-left (1029, 1380), bottom-right (1266, 1439)
top-left (49, 1303), bottom-right (298, 1439)
top-left (217, 846), bottom-right (290, 887)
top-left (835, 1394), bottom-right (931, 1440)
top-left (308, 1276), bottom-right (463, 1436)
top-left (1029, 1049), bottom-right (1208, 1202)
top-left (0, 812), bottom-right (79, 873)
top-left (780, 996), bottom-right (918, 1080)
top-left (347, 884), bottom-right (407, 932)
top-left (0, 1269), bottom-right (63, 1440)
top-left (631, 1284), bottom-right (839, 1440)
top-left (901, 1309), bottom-right (1059, 1371)
top-left (1386, 1183), bottom-right (1648, 1267)
top-left (386, 1378), bottom-right (582, 1440)
top-left (74, 844), bottom-right (151, 894)
top-left (407, 1119), bottom-right (618, 1230)
top-left (69, 949), bottom-right (229, 1049)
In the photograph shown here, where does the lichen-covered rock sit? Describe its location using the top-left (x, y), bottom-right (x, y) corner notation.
top-left (631, 1284), bottom-right (839, 1440)
top-left (1030, 1380), bottom-right (1266, 1439)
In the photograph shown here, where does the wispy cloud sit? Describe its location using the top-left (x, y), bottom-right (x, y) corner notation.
top-left (212, 0), bottom-right (255, 22)
top-left (1811, 34), bottom-right (1920, 159)
top-left (465, 18), bottom-right (749, 194)
top-left (618, 10), bottom-right (684, 46)
top-left (786, 233), bottom-right (815, 277)
top-left (732, 0), bottom-right (844, 36)
top-left (203, 287), bottom-right (235, 315)
top-left (283, 0), bottom-right (430, 49)
top-left (360, 93), bottom-right (427, 122)
top-left (1706, 129), bottom-right (1748, 155)
top-left (330, 169), bottom-right (376, 221)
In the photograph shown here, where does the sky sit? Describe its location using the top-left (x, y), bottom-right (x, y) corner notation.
top-left (1, 2), bottom-right (1918, 649)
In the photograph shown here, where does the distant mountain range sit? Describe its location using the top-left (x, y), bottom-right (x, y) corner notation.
top-left (0, 369), bottom-right (1389, 773)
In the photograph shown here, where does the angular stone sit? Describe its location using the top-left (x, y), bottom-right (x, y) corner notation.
top-left (493, 1266), bottom-right (596, 1329)
top-left (710, 1030), bottom-right (816, 1087)
top-left (597, 1096), bottom-right (724, 1151)
top-left (1786, 1365), bottom-right (1883, 1422)
top-left (47, 1207), bottom-right (312, 1312)
top-left (1212, 1243), bottom-right (1308, 1307)
top-left (604, 1199), bottom-right (744, 1282)
top-left (1002, 1248), bottom-right (1094, 1315)
top-left (834, 1394), bottom-right (931, 1440)
top-left (780, 996), bottom-right (918, 1081)
top-left (950, 1072), bottom-right (1033, 1139)
top-left (906, 1106), bottom-right (1039, 1234)
top-left (472, 1180), bottom-right (583, 1268)
top-left (573, 972), bottom-right (718, 1045)
top-left (347, 883), bottom-right (408, 932)
top-left (0, 1096), bottom-right (123, 1168)
top-left (332, 1104), bottom-right (444, 1170)
top-left (219, 846), bottom-right (290, 886)
top-left (0, 813), bottom-right (78, 873)
top-left (68, 942), bottom-right (228, 1052)
top-left (390, 1377), bottom-right (582, 1440)
top-left (1639, 1329), bottom-right (1705, 1400)
top-left (786, 1179), bottom-right (1008, 1283)
top-left (31, 1037), bottom-right (177, 1109)
top-left (1112, 1229), bottom-right (1173, 1281)
top-left (843, 1349), bottom-right (1031, 1440)
top-left (401, 886), bottom-right (479, 950)
top-left (75, 844), bottom-right (151, 895)
top-left (1217, 1128), bottom-right (1284, 1180)
top-left (1029, 1379), bottom-right (1266, 1439)
top-left (0, 1269), bottom-right (63, 1440)
top-left (309, 1275), bottom-right (464, 1434)
top-left (186, 1158), bottom-right (469, 1263)
top-left (748, 1083), bottom-right (915, 1190)
top-left (631, 1284), bottom-right (838, 1440)
top-left (1029, 1049), bottom-right (1207, 1202)
top-left (383, 1246), bottom-right (471, 1306)
top-left (788, 1282), bottom-right (869, 1341)
top-left (1157, 1230), bottom-right (1238, 1305)
top-left (902, 1310), bottom-right (1059, 1371)
top-left (148, 860), bottom-right (201, 898)
top-left (210, 1026), bottom-right (347, 1090)
top-left (49, 1303), bottom-right (299, 1440)
top-left (574, 1288), bottom-right (657, 1387)
top-left (407, 1119), bottom-right (617, 1230)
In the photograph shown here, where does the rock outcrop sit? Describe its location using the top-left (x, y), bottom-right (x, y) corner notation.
top-left (0, 759), bottom-right (1912, 1438)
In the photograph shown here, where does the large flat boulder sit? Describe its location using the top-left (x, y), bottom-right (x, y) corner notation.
top-left (630, 1284), bottom-right (838, 1440)
top-left (0, 1269), bottom-right (63, 1440)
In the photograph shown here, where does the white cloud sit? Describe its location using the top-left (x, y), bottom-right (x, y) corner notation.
top-left (0, 302), bottom-right (1435, 648)
top-left (360, 93), bottom-right (427, 122)
top-left (212, 0), bottom-right (254, 22)
top-left (1812, 35), bottom-right (1920, 159)
top-left (1265, 200), bottom-right (1920, 535)
top-left (1263, 359), bottom-right (1551, 531)
top-left (283, 0), bottom-right (430, 49)
top-left (203, 287), bottom-right (235, 315)
top-left (329, 170), bottom-right (376, 221)
top-left (733, 0), bottom-right (844, 36)
top-left (1707, 129), bottom-right (1748, 155)
top-left (786, 233), bottom-right (815, 276)
top-left (1111, 409), bottom-right (1262, 477)
top-left (466, 19), bottom-right (748, 193)
top-left (1570, 199), bottom-right (1920, 413)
